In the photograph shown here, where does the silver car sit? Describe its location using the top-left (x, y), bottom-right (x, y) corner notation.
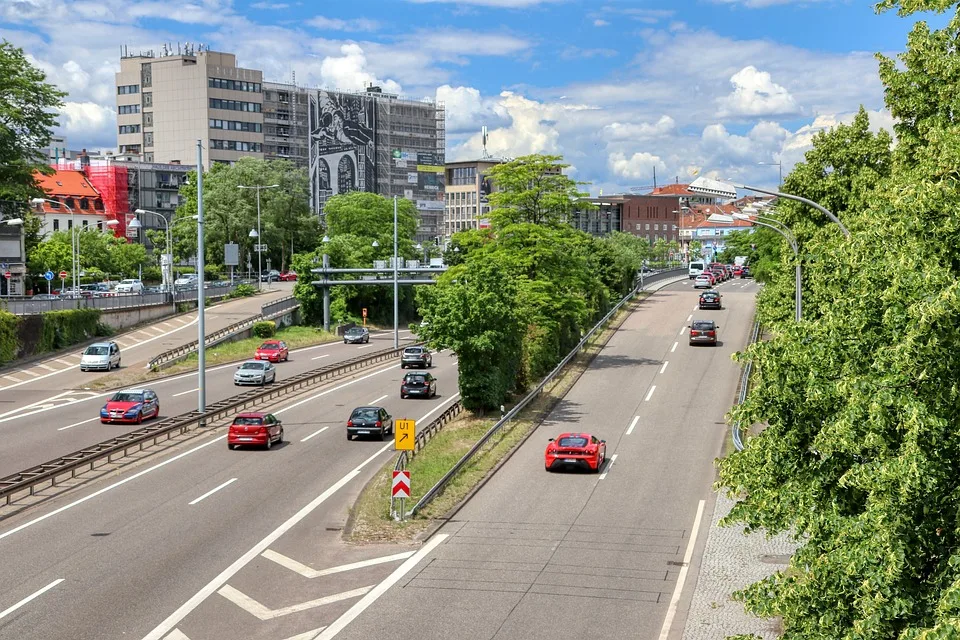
top-left (343, 327), bottom-right (370, 344)
top-left (234, 360), bottom-right (277, 386)
top-left (80, 341), bottom-right (121, 371)
top-left (694, 275), bottom-right (713, 289)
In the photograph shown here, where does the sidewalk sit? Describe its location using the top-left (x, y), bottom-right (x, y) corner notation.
top-left (683, 492), bottom-right (798, 640)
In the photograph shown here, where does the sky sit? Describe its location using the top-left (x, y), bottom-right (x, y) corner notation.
top-left (0, 0), bottom-right (949, 194)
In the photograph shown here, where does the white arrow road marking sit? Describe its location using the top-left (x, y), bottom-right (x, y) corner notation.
top-left (0, 578), bottom-right (65, 621)
top-left (0, 390), bottom-right (100, 422)
top-left (262, 550), bottom-right (415, 579)
top-left (217, 584), bottom-right (373, 621)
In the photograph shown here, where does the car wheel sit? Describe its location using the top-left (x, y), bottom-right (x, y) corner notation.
top-left (227, 443), bottom-right (235, 450)
top-left (347, 433), bottom-right (353, 441)
top-left (136, 411), bottom-right (143, 425)
top-left (545, 464), bottom-right (552, 472)
top-left (344, 339), bottom-right (348, 344)
top-left (265, 435), bottom-right (272, 450)
top-left (377, 428), bottom-right (385, 441)
top-left (277, 428), bottom-right (284, 444)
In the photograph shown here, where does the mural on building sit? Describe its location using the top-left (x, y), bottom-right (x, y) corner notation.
top-left (308, 90), bottom-right (376, 213)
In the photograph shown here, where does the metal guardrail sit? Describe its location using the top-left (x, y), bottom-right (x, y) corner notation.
top-left (146, 295), bottom-right (301, 370)
top-left (0, 283), bottom-right (242, 316)
top-left (404, 268), bottom-right (687, 517)
top-left (732, 319), bottom-right (762, 451)
top-left (0, 343), bottom-right (411, 506)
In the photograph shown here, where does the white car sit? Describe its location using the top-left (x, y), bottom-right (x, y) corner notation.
top-left (694, 275), bottom-right (713, 289)
top-left (80, 341), bottom-right (121, 371)
top-left (234, 360), bottom-right (277, 386)
top-left (174, 274), bottom-right (199, 286)
top-left (115, 279), bottom-right (144, 293)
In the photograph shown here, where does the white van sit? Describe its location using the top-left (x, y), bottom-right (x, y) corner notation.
top-left (689, 261), bottom-right (708, 279)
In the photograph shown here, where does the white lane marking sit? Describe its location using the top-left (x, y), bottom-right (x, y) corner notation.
top-left (312, 354), bottom-right (331, 361)
top-left (172, 388), bottom-right (199, 398)
top-left (19, 370), bottom-right (39, 377)
top-left (263, 550), bottom-right (415, 579)
top-left (686, 314), bottom-right (692, 322)
top-left (0, 435), bottom-right (224, 542)
top-left (188, 478), bottom-right (238, 505)
top-left (357, 345), bottom-right (375, 350)
top-left (692, 305), bottom-right (698, 310)
top-left (218, 584), bottom-right (372, 621)
top-left (141, 443), bottom-right (397, 640)
top-left (598, 454), bottom-right (618, 480)
top-left (283, 628), bottom-right (329, 640)
top-left (36, 363), bottom-right (57, 372)
top-left (2, 375), bottom-right (21, 383)
top-left (369, 394), bottom-right (388, 405)
top-left (644, 386), bottom-right (656, 402)
top-left (679, 327), bottom-right (687, 335)
top-left (658, 499), bottom-right (707, 640)
top-left (163, 631), bottom-right (190, 640)
top-left (54, 358), bottom-right (74, 367)
top-left (671, 341), bottom-right (678, 353)
top-left (58, 417), bottom-right (100, 431)
top-left (300, 426), bottom-right (329, 442)
top-left (0, 578), bottom-right (65, 621)
top-left (316, 534), bottom-right (449, 640)
top-left (659, 361), bottom-right (669, 375)
top-left (625, 416), bottom-right (640, 436)
top-left (161, 322), bottom-right (176, 328)
top-left (273, 363), bottom-right (400, 415)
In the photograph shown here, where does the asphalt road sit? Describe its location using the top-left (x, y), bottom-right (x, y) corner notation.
top-left (325, 277), bottom-right (760, 640)
top-left (0, 283), bottom-right (296, 416)
top-left (0, 348), bottom-right (460, 640)
top-left (0, 326), bottom-right (417, 478)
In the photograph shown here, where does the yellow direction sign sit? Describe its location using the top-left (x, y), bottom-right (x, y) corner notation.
top-left (395, 419), bottom-right (416, 451)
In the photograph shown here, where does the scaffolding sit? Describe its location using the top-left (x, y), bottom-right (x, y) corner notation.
top-left (83, 163), bottom-right (130, 238)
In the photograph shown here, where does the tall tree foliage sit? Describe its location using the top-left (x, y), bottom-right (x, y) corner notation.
top-left (718, 6), bottom-right (960, 638)
top-left (486, 154), bottom-right (590, 227)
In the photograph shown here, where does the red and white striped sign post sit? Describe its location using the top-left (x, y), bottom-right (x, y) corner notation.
top-left (392, 470), bottom-right (411, 521)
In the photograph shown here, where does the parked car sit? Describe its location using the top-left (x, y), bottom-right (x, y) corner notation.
top-left (260, 269), bottom-right (281, 282)
top-left (544, 433), bottom-right (606, 473)
top-left (343, 327), bottom-right (370, 344)
top-left (100, 388), bottom-right (160, 424)
top-left (401, 371), bottom-right (438, 399)
top-left (31, 293), bottom-right (58, 300)
top-left (254, 340), bottom-right (289, 363)
top-left (227, 412), bottom-right (283, 450)
top-left (278, 270), bottom-right (298, 281)
top-left (233, 360), bottom-right (277, 386)
top-left (174, 274), bottom-right (199, 287)
top-left (346, 406), bottom-right (393, 441)
top-left (401, 346), bottom-right (433, 369)
top-left (694, 274), bottom-right (714, 289)
top-left (80, 341), bottom-right (121, 371)
top-left (689, 320), bottom-right (719, 346)
top-left (699, 290), bottom-right (722, 310)
top-left (115, 279), bottom-right (144, 294)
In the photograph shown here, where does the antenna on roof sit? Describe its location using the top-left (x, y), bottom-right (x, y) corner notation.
top-left (481, 125), bottom-right (489, 158)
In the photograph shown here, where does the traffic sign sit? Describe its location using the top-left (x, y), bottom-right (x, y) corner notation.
top-left (43, 271), bottom-right (54, 281)
top-left (392, 470), bottom-right (410, 499)
top-left (3, 272), bottom-right (9, 279)
top-left (0, 263), bottom-right (7, 270)
top-left (254, 243), bottom-right (268, 252)
top-left (362, 308), bottom-right (367, 318)
top-left (59, 270), bottom-right (68, 279)
top-left (395, 419), bottom-right (415, 451)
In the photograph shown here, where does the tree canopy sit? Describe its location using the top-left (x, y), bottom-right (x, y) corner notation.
top-left (486, 154), bottom-right (590, 228)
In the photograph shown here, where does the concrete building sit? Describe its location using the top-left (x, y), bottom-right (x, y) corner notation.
top-left (262, 81), bottom-right (309, 169)
top-left (308, 86), bottom-right (446, 243)
top-left (30, 168), bottom-right (113, 236)
top-left (116, 44), bottom-right (264, 167)
top-left (443, 158), bottom-right (504, 237)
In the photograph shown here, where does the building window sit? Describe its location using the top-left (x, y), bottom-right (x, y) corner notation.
top-left (79, 197), bottom-right (88, 210)
top-left (209, 98), bottom-right (262, 112)
top-left (94, 199), bottom-right (103, 211)
top-left (645, 223), bottom-right (650, 230)
top-left (144, 131), bottom-right (154, 148)
top-left (142, 92), bottom-right (152, 108)
top-left (654, 224), bottom-right (659, 231)
top-left (143, 112), bottom-right (153, 127)
top-left (65, 197), bottom-right (75, 209)
top-left (208, 78), bottom-right (262, 92)
top-left (82, 220), bottom-right (89, 228)
top-left (635, 223), bottom-right (641, 231)
top-left (67, 219), bottom-right (73, 230)
top-left (119, 124), bottom-right (141, 134)
top-left (118, 104), bottom-right (140, 115)
top-left (117, 84), bottom-right (139, 94)
top-left (49, 199), bottom-right (60, 210)
top-left (209, 119), bottom-right (262, 132)
top-left (210, 139), bottom-right (262, 152)
top-left (53, 219), bottom-right (59, 231)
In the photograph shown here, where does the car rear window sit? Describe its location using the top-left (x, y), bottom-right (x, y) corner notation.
top-left (404, 347), bottom-right (423, 354)
top-left (405, 374), bottom-right (427, 382)
top-left (557, 436), bottom-right (588, 447)
top-left (351, 408), bottom-right (379, 420)
top-left (692, 321), bottom-right (715, 330)
top-left (259, 343), bottom-right (279, 350)
top-left (111, 392), bottom-right (143, 402)
top-left (233, 416), bottom-right (263, 425)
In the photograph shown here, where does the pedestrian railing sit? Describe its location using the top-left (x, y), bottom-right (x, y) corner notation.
top-left (0, 283), bottom-right (241, 316)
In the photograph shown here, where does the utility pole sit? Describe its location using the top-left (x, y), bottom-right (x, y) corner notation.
top-left (196, 140), bottom-right (206, 414)
top-left (393, 196), bottom-right (399, 349)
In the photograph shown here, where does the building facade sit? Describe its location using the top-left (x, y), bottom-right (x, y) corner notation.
top-left (308, 86), bottom-right (446, 243)
top-left (443, 158), bottom-right (503, 237)
top-left (31, 168), bottom-right (113, 236)
top-left (116, 45), bottom-right (264, 167)
top-left (679, 204), bottom-right (754, 262)
top-left (571, 198), bottom-right (623, 236)
top-left (262, 81), bottom-right (309, 169)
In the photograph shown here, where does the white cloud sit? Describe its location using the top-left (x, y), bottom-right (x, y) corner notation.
top-left (560, 46), bottom-right (618, 60)
top-left (319, 43), bottom-right (402, 94)
top-left (717, 65), bottom-right (799, 118)
top-left (436, 85), bottom-right (509, 134)
top-left (608, 151), bottom-right (668, 180)
top-left (710, 0), bottom-right (830, 7)
top-left (250, 1), bottom-right (289, 8)
top-left (603, 116), bottom-right (676, 141)
top-left (56, 101), bottom-right (116, 150)
top-left (307, 16), bottom-right (380, 32)
top-left (594, 19), bottom-right (609, 26)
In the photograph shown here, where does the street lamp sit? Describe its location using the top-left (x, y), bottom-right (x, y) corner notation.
top-left (238, 183), bottom-right (280, 291)
top-left (32, 197), bottom-right (78, 294)
top-left (132, 210), bottom-right (176, 313)
top-left (2, 218), bottom-right (23, 226)
top-left (757, 161), bottom-right (783, 187)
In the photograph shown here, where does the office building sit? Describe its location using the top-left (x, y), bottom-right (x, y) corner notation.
top-left (262, 81), bottom-right (309, 169)
top-left (116, 44), bottom-right (264, 167)
top-left (308, 86), bottom-right (446, 243)
top-left (443, 158), bottom-right (504, 237)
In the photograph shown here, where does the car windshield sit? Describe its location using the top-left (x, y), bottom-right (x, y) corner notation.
top-left (240, 362), bottom-right (266, 370)
top-left (259, 343), bottom-right (279, 350)
top-left (85, 346), bottom-right (109, 355)
top-left (233, 416), bottom-right (263, 425)
top-left (692, 321), bottom-right (715, 330)
top-left (558, 436), bottom-right (589, 448)
top-left (351, 408), bottom-right (379, 420)
top-left (111, 392), bottom-right (142, 402)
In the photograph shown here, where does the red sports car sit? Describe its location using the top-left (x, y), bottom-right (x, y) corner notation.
top-left (255, 340), bottom-right (289, 362)
top-left (100, 388), bottom-right (160, 424)
top-left (278, 271), bottom-right (298, 281)
top-left (545, 432), bottom-right (606, 472)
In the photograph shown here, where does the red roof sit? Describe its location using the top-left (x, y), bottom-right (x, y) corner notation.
top-left (648, 183), bottom-right (696, 196)
top-left (33, 169), bottom-right (99, 198)
top-left (681, 204), bottom-right (754, 229)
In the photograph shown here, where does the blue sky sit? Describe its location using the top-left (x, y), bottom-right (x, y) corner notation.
top-left (0, 0), bottom-right (947, 193)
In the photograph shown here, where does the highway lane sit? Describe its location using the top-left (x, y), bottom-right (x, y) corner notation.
top-left (0, 350), bottom-right (459, 640)
top-left (0, 328), bottom-right (416, 478)
top-left (325, 277), bottom-right (759, 640)
top-left (0, 283), bottom-right (296, 413)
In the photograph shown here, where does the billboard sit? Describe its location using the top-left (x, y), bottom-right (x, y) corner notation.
top-left (309, 90), bottom-right (377, 213)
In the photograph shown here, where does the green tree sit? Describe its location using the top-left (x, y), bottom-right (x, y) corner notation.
top-left (688, 240), bottom-right (703, 260)
top-left (109, 241), bottom-right (147, 278)
top-left (486, 154), bottom-right (591, 227)
top-left (0, 40), bottom-right (65, 211)
top-left (28, 232), bottom-right (72, 274)
top-left (715, 229), bottom-right (757, 265)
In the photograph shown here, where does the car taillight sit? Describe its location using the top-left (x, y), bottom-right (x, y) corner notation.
top-left (259, 427), bottom-right (268, 435)
top-left (707, 330), bottom-right (716, 336)
top-left (347, 420), bottom-right (353, 426)
top-left (375, 421), bottom-right (382, 427)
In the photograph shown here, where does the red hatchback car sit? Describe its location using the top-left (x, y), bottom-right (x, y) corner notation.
top-left (227, 412), bottom-right (284, 450)
top-left (278, 271), bottom-right (298, 281)
top-left (255, 340), bottom-right (289, 362)
top-left (545, 432), bottom-right (606, 472)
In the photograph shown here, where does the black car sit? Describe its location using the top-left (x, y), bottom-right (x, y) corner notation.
top-left (401, 346), bottom-right (433, 369)
top-left (343, 327), bottom-right (370, 344)
top-left (699, 290), bottom-right (722, 310)
top-left (401, 372), bottom-right (437, 399)
top-left (689, 320), bottom-right (719, 346)
top-left (260, 269), bottom-right (281, 282)
top-left (346, 406), bottom-right (393, 441)
top-left (740, 267), bottom-right (753, 279)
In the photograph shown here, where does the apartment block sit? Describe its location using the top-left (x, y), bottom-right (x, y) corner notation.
top-left (443, 158), bottom-right (503, 238)
top-left (262, 81), bottom-right (309, 169)
top-left (116, 44), bottom-right (264, 167)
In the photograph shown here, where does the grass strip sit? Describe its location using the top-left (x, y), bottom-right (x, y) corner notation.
top-left (348, 294), bottom-right (646, 543)
top-left (81, 325), bottom-right (338, 391)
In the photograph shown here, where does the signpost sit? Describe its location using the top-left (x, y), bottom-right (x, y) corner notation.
top-left (395, 418), bottom-right (415, 451)
top-left (362, 307), bottom-right (367, 326)
top-left (392, 470), bottom-right (411, 521)
top-left (44, 270), bottom-right (54, 295)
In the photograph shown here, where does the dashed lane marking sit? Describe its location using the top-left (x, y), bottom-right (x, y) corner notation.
top-left (626, 416), bottom-right (640, 436)
top-left (599, 454), bottom-right (618, 480)
top-left (0, 578), bottom-right (65, 621)
top-left (671, 342), bottom-right (678, 353)
top-left (54, 358), bottom-right (74, 367)
top-left (645, 386), bottom-right (656, 402)
top-left (2, 375), bottom-right (21, 383)
top-left (36, 363), bottom-right (56, 372)
top-left (660, 361), bottom-right (669, 374)
top-left (300, 427), bottom-right (329, 442)
top-left (189, 478), bottom-right (238, 505)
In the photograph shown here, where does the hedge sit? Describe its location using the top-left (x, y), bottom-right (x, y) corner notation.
top-left (0, 309), bottom-right (111, 366)
top-left (0, 311), bottom-right (19, 365)
top-left (252, 320), bottom-right (276, 338)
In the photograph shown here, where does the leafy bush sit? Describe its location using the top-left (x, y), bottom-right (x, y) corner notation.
top-left (36, 309), bottom-right (103, 353)
top-left (0, 311), bottom-right (20, 364)
top-left (140, 266), bottom-right (162, 283)
top-left (229, 283), bottom-right (256, 298)
top-left (252, 320), bottom-right (276, 338)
